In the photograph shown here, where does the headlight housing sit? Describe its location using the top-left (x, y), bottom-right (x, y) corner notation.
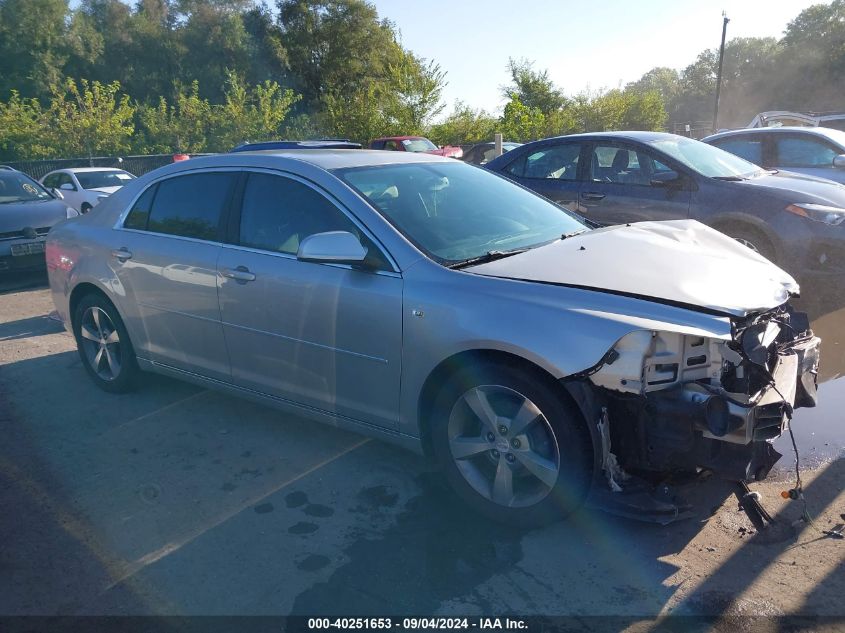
top-left (786, 203), bottom-right (845, 226)
top-left (66, 206), bottom-right (79, 218)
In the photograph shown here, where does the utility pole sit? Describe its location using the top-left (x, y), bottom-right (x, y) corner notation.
top-left (712, 12), bottom-right (730, 132)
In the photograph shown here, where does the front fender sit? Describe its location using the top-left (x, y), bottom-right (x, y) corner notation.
top-left (398, 262), bottom-right (733, 439)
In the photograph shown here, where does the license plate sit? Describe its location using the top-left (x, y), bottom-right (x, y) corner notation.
top-left (11, 241), bottom-right (45, 256)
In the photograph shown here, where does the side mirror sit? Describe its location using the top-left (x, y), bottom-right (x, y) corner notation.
top-left (51, 188), bottom-right (64, 200)
top-left (59, 182), bottom-right (75, 191)
top-left (650, 170), bottom-right (681, 187)
top-left (297, 231), bottom-right (368, 265)
top-left (833, 154), bottom-right (845, 169)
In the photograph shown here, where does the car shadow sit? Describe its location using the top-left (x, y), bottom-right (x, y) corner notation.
top-left (0, 314), bottom-right (65, 342)
top-left (0, 270), bottom-right (48, 295)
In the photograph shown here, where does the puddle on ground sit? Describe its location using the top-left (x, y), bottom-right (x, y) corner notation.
top-left (773, 271), bottom-right (845, 473)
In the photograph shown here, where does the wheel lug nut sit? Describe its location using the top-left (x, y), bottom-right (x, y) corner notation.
top-left (486, 432), bottom-right (495, 442)
top-left (498, 425), bottom-right (508, 435)
top-left (506, 453), bottom-right (515, 463)
top-left (511, 438), bottom-right (521, 449)
top-left (491, 449), bottom-right (500, 459)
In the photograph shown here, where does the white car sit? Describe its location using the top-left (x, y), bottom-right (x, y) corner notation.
top-left (40, 168), bottom-right (136, 214)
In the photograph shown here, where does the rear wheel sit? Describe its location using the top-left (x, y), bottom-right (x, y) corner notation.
top-left (72, 294), bottom-right (139, 393)
top-left (431, 363), bottom-right (592, 527)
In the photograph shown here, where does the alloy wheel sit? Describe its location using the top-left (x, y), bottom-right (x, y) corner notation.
top-left (447, 384), bottom-right (561, 508)
top-left (79, 306), bottom-right (122, 381)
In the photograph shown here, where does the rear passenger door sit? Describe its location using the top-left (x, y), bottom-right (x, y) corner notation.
top-left (216, 171), bottom-right (403, 430)
top-left (501, 141), bottom-right (584, 212)
top-left (115, 170), bottom-right (238, 380)
top-left (579, 142), bottom-right (692, 225)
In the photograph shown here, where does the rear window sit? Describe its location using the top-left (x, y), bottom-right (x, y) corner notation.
top-left (124, 172), bottom-right (237, 240)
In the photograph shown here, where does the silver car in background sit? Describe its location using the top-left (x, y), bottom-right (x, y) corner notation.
top-left (46, 150), bottom-right (820, 525)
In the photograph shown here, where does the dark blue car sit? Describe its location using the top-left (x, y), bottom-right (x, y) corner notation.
top-left (485, 131), bottom-right (845, 274)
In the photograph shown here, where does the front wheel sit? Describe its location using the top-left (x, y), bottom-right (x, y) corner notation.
top-left (431, 363), bottom-right (592, 527)
top-left (72, 293), bottom-right (139, 393)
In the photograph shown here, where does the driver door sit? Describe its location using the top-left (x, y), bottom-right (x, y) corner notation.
top-left (579, 143), bottom-right (692, 225)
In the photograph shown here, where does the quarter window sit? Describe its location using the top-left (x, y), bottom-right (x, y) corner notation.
top-left (239, 173), bottom-right (361, 256)
top-left (123, 185), bottom-right (157, 230)
top-left (775, 137), bottom-right (837, 168)
top-left (144, 172), bottom-right (237, 240)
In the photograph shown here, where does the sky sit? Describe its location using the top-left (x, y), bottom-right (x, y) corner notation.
top-left (371, 0), bottom-right (822, 116)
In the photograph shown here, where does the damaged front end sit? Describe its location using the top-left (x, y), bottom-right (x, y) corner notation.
top-left (581, 303), bottom-right (820, 494)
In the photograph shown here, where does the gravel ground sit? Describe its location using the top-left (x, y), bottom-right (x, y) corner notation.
top-left (1, 274), bottom-right (843, 629)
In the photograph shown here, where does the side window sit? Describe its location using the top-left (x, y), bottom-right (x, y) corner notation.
top-left (776, 137), bottom-right (837, 167)
top-left (57, 173), bottom-right (76, 190)
top-left (520, 144), bottom-right (581, 180)
top-left (239, 173), bottom-right (362, 256)
top-left (371, 140), bottom-right (385, 150)
top-left (590, 145), bottom-right (653, 186)
top-left (714, 137), bottom-right (763, 164)
top-left (145, 172), bottom-right (236, 240)
top-left (384, 140), bottom-right (399, 151)
top-left (123, 185), bottom-right (157, 230)
top-left (43, 174), bottom-right (59, 188)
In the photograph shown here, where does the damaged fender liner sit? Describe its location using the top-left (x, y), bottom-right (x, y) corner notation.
top-left (563, 303), bottom-right (820, 516)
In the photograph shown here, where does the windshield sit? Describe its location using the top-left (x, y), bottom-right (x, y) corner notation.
top-left (0, 171), bottom-right (53, 204)
top-left (402, 138), bottom-right (438, 152)
top-left (336, 161), bottom-right (587, 264)
top-left (649, 136), bottom-right (762, 178)
top-left (76, 170), bottom-right (135, 189)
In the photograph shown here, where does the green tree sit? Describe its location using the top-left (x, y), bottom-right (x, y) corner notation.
top-left (502, 58), bottom-right (566, 115)
top-left (384, 53), bottom-right (446, 134)
top-left (500, 96), bottom-right (546, 142)
top-left (48, 78), bottom-right (135, 158)
top-left (428, 102), bottom-right (498, 146)
top-left (211, 72), bottom-right (300, 149)
top-left (0, 92), bottom-right (50, 160)
top-left (0, 0), bottom-right (70, 99)
top-left (138, 81), bottom-right (211, 153)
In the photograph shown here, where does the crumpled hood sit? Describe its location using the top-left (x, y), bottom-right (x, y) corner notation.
top-left (0, 199), bottom-right (69, 233)
top-left (88, 186), bottom-right (121, 195)
top-left (465, 220), bottom-right (798, 317)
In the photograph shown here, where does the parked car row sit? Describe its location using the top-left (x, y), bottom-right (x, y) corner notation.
top-left (484, 131), bottom-right (845, 273)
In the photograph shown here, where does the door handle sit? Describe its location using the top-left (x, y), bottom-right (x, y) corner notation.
top-left (221, 266), bottom-right (256, 283)
top-left (581, 192), bottom-right (606, 201)
top-left (111, 248), bottom-right (133, 262)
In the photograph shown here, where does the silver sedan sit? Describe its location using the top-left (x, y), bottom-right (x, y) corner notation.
top-left (46, 150), bottom-right (820, 525)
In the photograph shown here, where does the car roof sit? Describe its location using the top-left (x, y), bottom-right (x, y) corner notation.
top-left (170, 149), bottom-right (450, 171)
top-left (231, 140), bottom-right (362, 152)
top-left (703, 126), bottom-right (845, 146)
top-left (544, 131), bottom-right (681, 143)
top-left (49, 167), bottom-right (126, 174)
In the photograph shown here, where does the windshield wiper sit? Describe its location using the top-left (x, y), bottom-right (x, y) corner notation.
top-left (448, 248), bottom-right (529, 270)
top-left (711, 175), bottom-right (747, 181)
top-left (561, 229), bottom-right (589, 240)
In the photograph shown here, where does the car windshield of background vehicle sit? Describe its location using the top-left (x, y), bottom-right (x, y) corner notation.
top-left (402, 138), bottom-right (438, 152)
top-left (76, 170), bottom-right (135, 189)
top-left (336, 162), bottom-right (587, 264)
top-left (650, 137), bottom-right (762, 179)
top-left (0, 172), bottom-right (52, 204)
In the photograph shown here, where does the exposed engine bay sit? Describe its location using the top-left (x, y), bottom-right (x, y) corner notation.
top-left (585, 303), bottom-right (821, 485)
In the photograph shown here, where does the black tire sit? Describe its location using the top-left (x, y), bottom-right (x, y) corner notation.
top-left (431, 363), bottom-right (593, 527)
top-left (724, 224), bottom-right (778, 264)
top-left (80, 203), bottom-right (92, 214)
top-left (72, 293), bottom-right (139, 393)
